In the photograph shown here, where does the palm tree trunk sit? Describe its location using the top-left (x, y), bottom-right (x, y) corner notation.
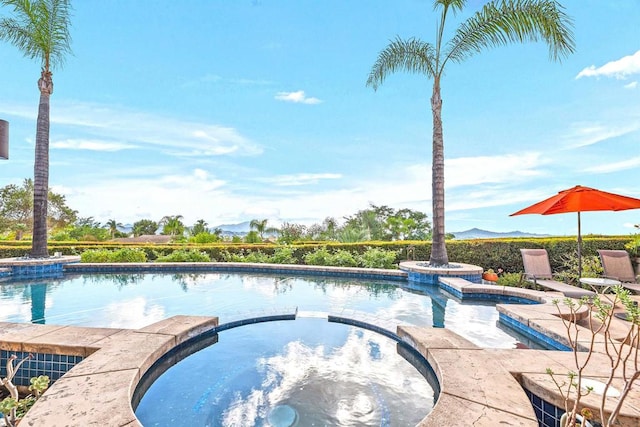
top-left (429, 78), bottom-right (448, 266)
top-left (31, 71), bottom-right (53, 258)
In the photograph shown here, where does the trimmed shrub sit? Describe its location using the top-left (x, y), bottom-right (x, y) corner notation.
top-left (111, 248), bottom-right (147, 262)
top-left (269, 247), bottom-right (297, 264)
top-left (80, 249), bottom-right (112, 263)
top-left (155, 249), bottom-right (210, 262)
top-left (4, 235), bottom-right (632, 273)
top-left (359, 247), bottom-right (399, 269)
top-left (220, 250), bottom-right (245, 262)
top-left (303, 247), bottom-right (333, 266)
top-left (80, 248), bottom-right (146, 263)
top-left (189, 232), bottom-right (221, 244)
top-left (329, 249), bottom-right (359, 267)
top-left (243, 250), bottom-right (270, 263)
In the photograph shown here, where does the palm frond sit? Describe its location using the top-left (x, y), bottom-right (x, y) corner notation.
top-left (444, 0), bottom-right (575, 66)
top-left (46, 0), bottom-right (73, 68)
top-left (366, 37), bottom-right (436, 90)
top-left (433, 0), bottom-right (466, 15)
top-left (0, 0), bottom-right (72, 70)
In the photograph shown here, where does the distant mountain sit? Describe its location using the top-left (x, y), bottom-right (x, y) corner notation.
top-left (213, 221), bottom-right (252, 235)
top-left (451, 228), bottom-right (550, 240)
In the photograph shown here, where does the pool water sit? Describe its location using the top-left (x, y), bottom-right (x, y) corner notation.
top-left (135, 318), bottom-right (435, 427)
top-left (0, 272), bottom-right (534, 349)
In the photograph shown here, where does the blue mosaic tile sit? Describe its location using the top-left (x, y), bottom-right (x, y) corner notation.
top-left (406, 270), bottom-right (482, 285)
top-left (498, 313), bottom-right (570, 351)
top-left (0, 350), bottom-right (83, 387)
top-left (525, 388), bottom-right (565, 427)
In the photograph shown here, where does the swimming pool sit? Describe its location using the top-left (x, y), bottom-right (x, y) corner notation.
top-left (1, 271), bottom-right (546, 426)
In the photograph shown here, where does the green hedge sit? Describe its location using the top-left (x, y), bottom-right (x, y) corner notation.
top-left (0, 236), bottom-right (633, 273)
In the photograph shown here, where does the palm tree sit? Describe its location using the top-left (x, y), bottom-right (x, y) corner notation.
top-left (367, 0), bottom-right (574, 266)
top-left (105, 219), bottom-right (122, 239)
top-left (159, 215), bottom-right (185, 237)
top-left (249, 218), bottom-right (279, 240)
top-left (190, 219), bottom-right (209, 236)
top-left (0, 0), bottom-right (73, 257)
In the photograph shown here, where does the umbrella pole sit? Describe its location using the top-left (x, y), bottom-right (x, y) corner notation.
top-left (577, 211), bottom-right (582, 278)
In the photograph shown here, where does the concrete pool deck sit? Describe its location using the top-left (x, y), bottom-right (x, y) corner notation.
top-left (0, 264), bottom-right (638, 426)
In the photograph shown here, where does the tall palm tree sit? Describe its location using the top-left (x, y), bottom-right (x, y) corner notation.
top-left (367, 0), bottom-right (574, 266)
top-left (0, 0), bottom-right (72, 257)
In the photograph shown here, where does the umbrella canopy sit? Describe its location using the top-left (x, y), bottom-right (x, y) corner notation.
top-left (510, 185), bottom-right (640, 276)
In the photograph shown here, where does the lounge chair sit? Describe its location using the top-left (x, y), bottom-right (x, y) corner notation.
top-left (520, 248), bottom-right (595, 299)
top-left (597, 249), bottom-right (640, 294)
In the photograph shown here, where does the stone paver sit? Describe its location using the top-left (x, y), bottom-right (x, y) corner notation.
top-left (21, 326), bottom-right (122, 357)
top-left (417, 393), bottom-right (537, 427)
top-left (137, 314), bottom-right (218, 344)
top-left (62, 331), bottom-right (175, 379)
top-left (0, 323), bottom-right (68, 352)
top-left (20, 369), bottom-right (139, 427)
top-left (398, 327), bottom-right (538, 423)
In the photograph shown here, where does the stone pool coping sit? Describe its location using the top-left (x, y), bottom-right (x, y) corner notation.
top-left (4, 316), bottom-right (218, 426)
top-left (413, 278), bottom-right (640, 426)
top-left (64, 261), bottom-right (409, 280)
top-left (1, 264), bottom-right (639, 426)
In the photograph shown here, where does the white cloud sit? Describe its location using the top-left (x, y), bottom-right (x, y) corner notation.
top-left (257, 173), bottom-right (342, 186)
top-left (274, 90), bottom-right (322, 104)
top-left (583, 156), bottom-right (640, 174)
top-left (624, 81), bottom-right (638, 89)
top-left (563, 122), bottom-right (640, 148)
top-left (445, 152), bottom-right (546, 188)
top-left (51, 138), bottom-right (136, 151)
top-left (446, 187), bottom-right (555, 212)
top-left (576, 50), bottom-right (640, 79)
top-left (0, 100), bottom-right (263, 157)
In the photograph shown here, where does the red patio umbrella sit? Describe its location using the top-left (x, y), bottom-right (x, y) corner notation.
top-left (510, 185), bottom-right (640, 276)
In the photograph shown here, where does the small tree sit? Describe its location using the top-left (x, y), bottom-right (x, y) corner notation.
top-left (549, 287), bottom-right (639, 427)
top-left (132, 219), bottom-right (158, 236)
top-left (278, 222), bottom-right (307, 244)
top-left (0, 179), bottom-right (77, 234)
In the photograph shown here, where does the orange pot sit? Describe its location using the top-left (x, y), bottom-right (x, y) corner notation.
top-left (482, 272), bottom-right (498, 282)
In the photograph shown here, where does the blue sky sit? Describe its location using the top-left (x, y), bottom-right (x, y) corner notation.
top-left (1, 0), bottom-right (639, 236)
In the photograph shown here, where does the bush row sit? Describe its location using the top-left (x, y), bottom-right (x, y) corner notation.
top-left (79, 246), bottom-right (399, 269)
top-left (1, 236), bottom-right (633, 272)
